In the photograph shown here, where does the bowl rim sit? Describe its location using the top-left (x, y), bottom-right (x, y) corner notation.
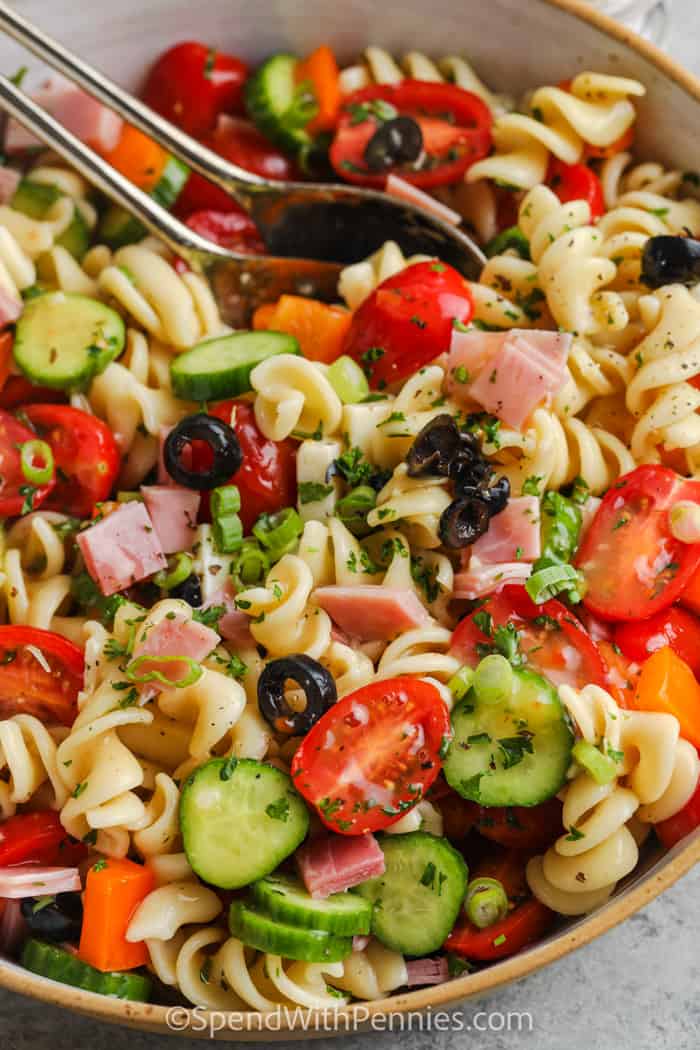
top-left (2, 0), bottom-right (700, 1036)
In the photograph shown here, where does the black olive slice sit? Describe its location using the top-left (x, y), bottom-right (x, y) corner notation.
top-left (21, 892), bottom-right (83, 943)
top-left (171, 574), bottom-right (203, 607)
top-left (258, 654), bottom-right (337, 736)
top-left (641, 235), bottom-right (700, 288)
top-left (163, 413), bottom-right (242, 490)
top-left (406, 414), bottom-right (461, 477)
top-left (439, 497), bottom-right (491, 548)
top-left (364, 116), bottom-right (424, 173)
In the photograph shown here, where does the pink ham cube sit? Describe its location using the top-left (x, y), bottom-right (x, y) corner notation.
top-left (297, 833), bottom-right (386, 899)
top-left (76, 501), bottom-right (166, 596)
top-left (313, 585), bottom-right (429, 641)
top-left (141, 486), bottom-right (200, 554)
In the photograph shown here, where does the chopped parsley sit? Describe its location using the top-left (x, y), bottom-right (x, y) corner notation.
top-left (298, 481), bottom-right (334, 504)
top-left (265, 797), bottom-right (290, 822)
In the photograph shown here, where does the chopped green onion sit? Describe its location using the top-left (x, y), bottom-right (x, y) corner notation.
top-left (19, 439), bottom-right (54, 486)
top-left (154, 552), bottom-right (193, 591)
top-left (473, 654), bottom-right (513, 705)
top-left (572, 739), bottom-right (618, 785)
top-left (336, 485), bottom-right (376, 536)
top-left (253, 507), bottom-right (303, 561)
top-left (525, 564), bottom-right (585, 604)
top-left (125, 654), bottom-right (203, 689)
top-left (116, 491), bottom-right (143, 503)
top-left (231, 540), bottom-right (270, 589)
top-left (464, 877), bottom-right (509, 929)
top-left (211, 484), bottom-right (241, 519)
top-left (213, 513), bottom-right (244, 554)
top-left (484, 226), bottom-right (531, 260)
top-left (448, 665), bottom-right (475, 702)
top-left (326, 355), bottom-right (370, 404)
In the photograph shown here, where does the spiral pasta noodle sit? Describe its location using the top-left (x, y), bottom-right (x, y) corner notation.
top-left (0, 714), bottom-right (69, 811)
top-left (251, 354), bottom-right (343, 442)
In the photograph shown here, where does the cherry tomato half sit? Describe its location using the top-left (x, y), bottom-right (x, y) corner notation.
top-left (0, 409), bottom-right (56, 517)
top-left (548, 159), bottom-right (605, 220)
top-left (655, 777), bottom-right (700, 849)
top-left (575, 466), bottom-right (700, 621)
top-left (142, 42), bottom-right (248, 137)
top-left (614, 606), bottom-right (700, 678)
top-left (0, 811), bottom-right (87, 867)
top-left (330, 81), bottom-right (492, 189)
top-left (22, 405), bottom-right (120, 519)
top-left (0, 377), bottom-right (67, 410)
top-left (196, 401), bottom-right (296, 533)
top-left (445, 896), bottom-right (554, 961)
top-left (183, 208), bottom-right (264, 255)
top-left (451, 585), bottom-right (609, 691)
top-left (291, 677), bottom-right (451, 835)
top-left (0, 626), bottom-right (84, 726)
top-left (343, 260), bottom-right (474, 389)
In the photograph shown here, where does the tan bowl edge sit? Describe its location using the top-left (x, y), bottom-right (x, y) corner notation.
top-left (2, 0), bottom-right (700, 1037)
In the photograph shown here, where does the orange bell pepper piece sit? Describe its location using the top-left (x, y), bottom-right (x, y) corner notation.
top-left (295, 46), bottom-right (341, 134)
top-left (79, 857), bottom-right (154, 972)
top-left (633, 646), bottom-right (700, 748)
top-left (102, 125), bottom-right (169, 191)
top-left (679, 562), bottom-right (700, 617)
top-left (253, 295), bottom-right (351, 364)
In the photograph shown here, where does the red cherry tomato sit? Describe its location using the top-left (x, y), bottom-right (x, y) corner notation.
top-left (330, 81), bottom-right (492, 189)
top-left (548, 159), bottom-right (605, 220)
top-left (451, 585), bottom-right (609, 691)
top-left (0, 626), bottom-right (84, 726)
top-left (142, 41), bottom-right (248, 137)
top-left (471, 798), bottom-right (564, 851)
top-left (342, 260), bottom-right (474, 389)
top-left (0, 811), bottom-right (87, 867)
top-left (291, 677), bottom-right (451, 835)
top-left (446, 896), bottom-right (553, 960)
top-left (0, 409), bottom-right (56, 516)
top-left (183, 208), bottom-right (264, 255)
top-left (575, 466), bottom-right (700, 621)
top-left (679, 561), bottom-right (700, 617)
top-left (196, 401), bottom-right (296, 533)
top-left (655, 777), bottom-right (700, 849)
top-left (175, 118), bottom-right (296, 216)
top-left (22, 405), bottom-right (120, 519)
top-left (614, 606), bottom-right (700, 677)
top-left (0, 378), bottom-right (67, 410)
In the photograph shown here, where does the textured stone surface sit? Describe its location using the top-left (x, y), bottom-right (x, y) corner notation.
top-left (2, 3), bottom-right (700, 1048)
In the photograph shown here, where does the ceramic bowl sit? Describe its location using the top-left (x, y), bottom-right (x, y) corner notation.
top-left (0, 0), bottom-right (698, 1037)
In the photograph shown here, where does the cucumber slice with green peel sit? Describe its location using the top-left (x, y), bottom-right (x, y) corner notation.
top-left (98, 156), bottom-right (189, 249)
top-left (443, 667), bottom-right (574, 807)
top-left (251, 874), bottom-right (372, 935)
top-left (353, 832), bottom-right (468, 956)
top-left (245, 54), bottom-right (316, 157)
top-left (180, 758), bottom-right (310, 890)
top-left (21, 939), bottom-right (152, 1001)
top-left (11, 178), bottom-right (90, 260)
top-left (229, 901), bottom-right (353, 963)
top-left (170, 330), bottom-right (300, 400)
top-left (13, 292), bottom-right (126, 391)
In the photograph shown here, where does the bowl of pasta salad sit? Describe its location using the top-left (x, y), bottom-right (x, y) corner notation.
top-left (0, 0), bottom-right (698, 1037)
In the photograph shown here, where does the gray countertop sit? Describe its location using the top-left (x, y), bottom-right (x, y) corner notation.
top-left (3, 3), bottom-right (700, 1048)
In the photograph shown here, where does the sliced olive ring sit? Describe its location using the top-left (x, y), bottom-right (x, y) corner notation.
top-left (459, 475), bottom-right (511, 516)
top-left (641, 235), bottom-right (700, 288)
top-left (439, 496), bottom-right (491, 549)
top-left (163, 413), bottom-right (242, 490)
top-left (170, 573), bottom-right (203, 607)
top-left (364, 116), bottom-right (424, 173)
top-left (258, 654), bottom-right (337, 736)
top-left (21, 892), bottom-right (83, 944)
top-left (407, 414), bottom-right (462, 478)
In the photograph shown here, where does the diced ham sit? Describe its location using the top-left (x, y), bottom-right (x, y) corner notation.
top-left (453, 556), bottom-right (532, 599)
top-left (0, 288), bottom-right (22, 328)
top-left (405, 957), bottom-right (449, 986)
top-left (471, 496), bottom-right (541, 564)
top-left (141, 486), bottom-right (200, 554)
top-left (386, 174), bottom-right (461, 226)
top-left (0, 866), bottom-right (81, 898)
top-left (202, 581), bottom-right (255, 648)
top-left (296, 833), bottom-right (386, 899)
top-left (313, 585), bottom-right (429, 642)
top-left (76, 500), bottom-right (167, 596)
top-left (6, 76), bottom-right (123, 155)
top-left (0, 166), bottom-right (20, 204)
top-left (131, 611), bottom-right (219, 690)
top-left (447, 328), bottom-right (571, 429)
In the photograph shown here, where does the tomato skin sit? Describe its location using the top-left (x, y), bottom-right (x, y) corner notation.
top-left (451, 585), bottom-right (609, 691)
top-left (679, 562), bottom-right (700, 617)
top-left (199, 401), bottom-right (296, 533)
top-left (22, 405), bottom-right (120, 519)
top-left (0, 626), bottom-right (83, 726)
top-left (656, 777), bottom-right (700, 849)
top-left (330, 81), bottom-right (492, 189)
top-left (575, 466), bottom-right (700, 621)
top-left (0, 811), bottom-right (87, 867)
top-left (182, 208), bottom-right (264, 255)
top-left (0, 378), bottom-right (67, 410)
top-left (343, 261), bottom-right (474, 389)
top-left (614, 607), bottom-right (700, 678)
top-left (143, 42), bottom-right (248, 137)
top-left (291, 677), bottom-right (451, 836)
top-left (445, 897), bottom-right (553, 961)
top-left (0, 409), bottom-right (56, 516)
top-left (472, 798), bottom-right (564, 851)
top-left (548, 160), bottom-right (605, 220)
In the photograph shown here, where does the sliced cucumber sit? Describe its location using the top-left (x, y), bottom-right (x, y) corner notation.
top-left (229, 901), bottom-right (352, 963)
top-left (252, 873), bottom-right (372, 935)
top-left (443, 667), bottom-right (574, 807)
top-left (13, 292), bottom-right (126, 391)
top-left (21, 939), bottom-right (152, 1001)
top-left (180, 758), bottom-right (309, 890)
top-left (245, 54), bottom-right (316, 158)
top-left (11, 178), bottom-right (89, 260)
top-left (353, 832), bottom-right (468, 956)
top-left (170, 330), bottom-right (299, 401)
top-left (98, 156), bottom-right (189, 249)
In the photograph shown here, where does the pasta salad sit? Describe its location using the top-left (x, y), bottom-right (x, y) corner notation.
top-left (0, 39), bottom-right (698, 1013)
